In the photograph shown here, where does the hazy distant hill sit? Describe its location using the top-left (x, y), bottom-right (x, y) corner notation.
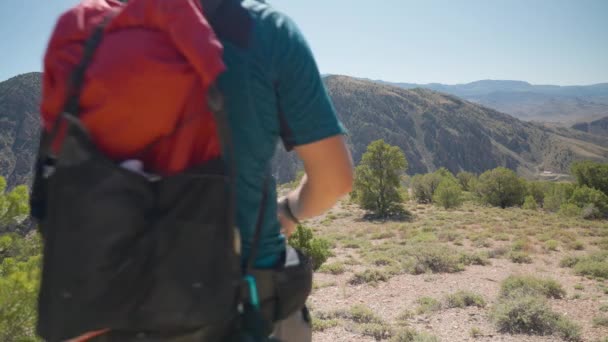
top-left (572, 116), bottom-right (608, 137)
top-left (371, 79), bottom-right (608, 123)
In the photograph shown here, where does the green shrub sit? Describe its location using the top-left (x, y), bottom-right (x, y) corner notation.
top-left (509, 251), bottom-right (532, 264)
top-left (348, 304), bottom-right (383, 324)
top-left (559, 203), bottom-right (582, 217)
top-left (500, 275), bottom-right (566, 299)
top-left (396, 309), bottom-right (414, 323)
top-left (288, 225), bottom-right (332, 270)
top-left (411, 173), bottom-right (443, 204)
top-left (433, 179), bottom-right (463, 209)
top-left (415, 297), bottom-right (442, 315)
top-left (487, 247), bottom-right (509, 259)
top-left (571, 160), bottom-right (608, 196)
top-left (573, 252), bottom-right (608, 279)
top-left (492, 290), bottom-right (581, 340)
top-left (457, 171), bottom-right (477, 192)
top-left (0, 255), bottom-right (41, 342)
top-left (569, 185), bottom-right (608, 218)
top-left (311, 317), bottom-right (339, 332)
top-left (404, 244), bottom-right (465, 274)
top-left (543, 183), bottom-right (576, 212)
top-left (357, 322), bottom-right (394, 340)
top-left (0, 232), bottom-right (42, 342)
top-left (555, 316), bottom-right (583, 341)
top-left (319, 262), bottom-right (346, 275)
top-left (574, 258), bottom-right (608, 279)
top-left (567, 240), bottom-right (585, 251)
top-left (410, 232), bottom-right (438, 243)
top-left (544, 240), bottom-right (559, 251)
top-left (477, 167), bottom-right (526, 208)
top-left (593, 316), bottom-right (608, 327)
top-left (469, 327), bottom-right (482, 338)
top-left (444, 291), bottom-right (486, 308)
top-left (522, 195), bottom-right (538, 210)
top-left (390, 328), bottom-right (439, 342)
top-left (560, 255), bottom-right (580, 268)
top-left (349, 269), bottom-right (390, 285)
top-left (492, 293), bottom-right (557, 335)
top-left (459, 252), bottom-right (491, 266)
top-left (526, 181), bottom-right (548, 207)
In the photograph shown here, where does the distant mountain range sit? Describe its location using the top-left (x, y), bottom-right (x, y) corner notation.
top-left (1, 72), bottom-right (608, 188)
top-left (365, 78), bottom-right (608, 124)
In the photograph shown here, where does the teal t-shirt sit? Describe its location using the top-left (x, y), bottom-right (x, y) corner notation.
top-left (216, 0), bottom-right (345, 267)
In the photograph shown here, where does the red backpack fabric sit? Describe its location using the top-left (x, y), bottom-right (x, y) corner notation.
top-left (40, 0), bottom-right (225, 176)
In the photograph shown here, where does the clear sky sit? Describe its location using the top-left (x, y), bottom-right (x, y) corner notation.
top-left (1, 0), bottom-right (607, 85)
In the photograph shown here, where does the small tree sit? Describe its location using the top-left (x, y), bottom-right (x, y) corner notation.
top-left (433, 179), bottom-right (463, 209)
top-left (457, 171), bottom-right (477, 192)
top-left (354, 140), bottom-right (408, 217)
top-left (522, 195), bottom-right (538, 211)
top-left (543, 183), bottom-right (575, 212)
top-left (477, 167), bottom-right (526, 208)
top-left (0, 177), bottom-right (30, 227)
top-left (571, 161), bottom-right (608, 196)
top-left (411, 173), bottom-right (443, 204)
top-left (525, 181), bottom-right (547, 207)
top-left (568, 186), bottom-right (608, 219)
top-left (288, 225), bottom-right (331, 270)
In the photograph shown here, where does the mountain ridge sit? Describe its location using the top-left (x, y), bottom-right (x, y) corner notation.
top-left (347, 76), bottom-right (608, 123)
top-left (1, 72), bottom-right (608, 187)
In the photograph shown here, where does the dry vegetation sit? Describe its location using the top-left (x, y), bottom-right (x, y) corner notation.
top-left (305, 199), bottom-right (608, 342)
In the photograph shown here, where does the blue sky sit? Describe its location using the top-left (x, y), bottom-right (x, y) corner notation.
top-left (1, 0), bottom-right (607, 85)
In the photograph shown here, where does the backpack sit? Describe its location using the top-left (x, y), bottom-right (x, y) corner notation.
top-left (31, 1), bottom-right (312, 341)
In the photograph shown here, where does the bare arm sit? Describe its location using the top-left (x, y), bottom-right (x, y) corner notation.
top-left (278, 135), bottom-right (353, 235)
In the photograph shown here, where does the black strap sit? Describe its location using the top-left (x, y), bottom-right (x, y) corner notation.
top-left (65, 17), bottom-right (113, 118)
top-left (200, 0), bottom-right (224, 17)
top-left (43, 15), bottom-right (115, 157)
top-left (246, 173), bottom-right (271, 273)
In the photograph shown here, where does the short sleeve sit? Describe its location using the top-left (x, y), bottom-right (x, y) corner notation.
top-left (273, 14), bottom-right (345, 150)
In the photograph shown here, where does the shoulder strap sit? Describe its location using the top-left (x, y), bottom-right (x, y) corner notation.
top-left (43, 15), bottom-right (114, 156)
top-left (246, 173), bottom-right (271, 273)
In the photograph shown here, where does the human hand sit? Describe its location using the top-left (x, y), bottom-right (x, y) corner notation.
top-left (277, 197), bottom-right (298, 237)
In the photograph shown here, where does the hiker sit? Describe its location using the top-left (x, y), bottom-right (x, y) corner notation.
top-left (33, 0), bottom-right (353, 341)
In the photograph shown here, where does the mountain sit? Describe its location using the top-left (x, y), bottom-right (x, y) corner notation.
top-left (274, 76), bottom-right (608, 182)
top-left (2, 73), bottom-right (608, 187)
top-left (0, 73), bottom-right (41, 190)
top-left (371, 79), bottom-right (608, 124)
top-left (572, 116), bottom-right (608, 137)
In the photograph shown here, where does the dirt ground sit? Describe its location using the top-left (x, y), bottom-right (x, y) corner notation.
top-left (304, 201), bottom-right (608, 342)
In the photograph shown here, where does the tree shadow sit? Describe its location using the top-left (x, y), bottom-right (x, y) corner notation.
top-left (356, 208), bottom-right (414, 223)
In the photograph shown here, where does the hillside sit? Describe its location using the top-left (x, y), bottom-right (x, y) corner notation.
top-left (372, 79), bottom-right (608, 123)
top-left (572, 116), bottom-right (608, 137)
top-left (301, 76), bottom-right (606, 179)
top-left (0, 73), bottom-right (41, 189)
top-left (2, 73), bottom-right (608, 187)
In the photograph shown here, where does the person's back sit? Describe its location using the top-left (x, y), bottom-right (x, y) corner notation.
top-left (218, 0), bottom-right (353, 267)
top-left (217, 1), bottom-right (354, 338)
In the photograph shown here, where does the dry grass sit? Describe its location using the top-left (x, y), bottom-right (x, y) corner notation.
top-left (308, 200), bottom-right (608, 342)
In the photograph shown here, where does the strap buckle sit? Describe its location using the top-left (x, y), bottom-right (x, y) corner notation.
top-left (243, 275), bottom-right (260, 309)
